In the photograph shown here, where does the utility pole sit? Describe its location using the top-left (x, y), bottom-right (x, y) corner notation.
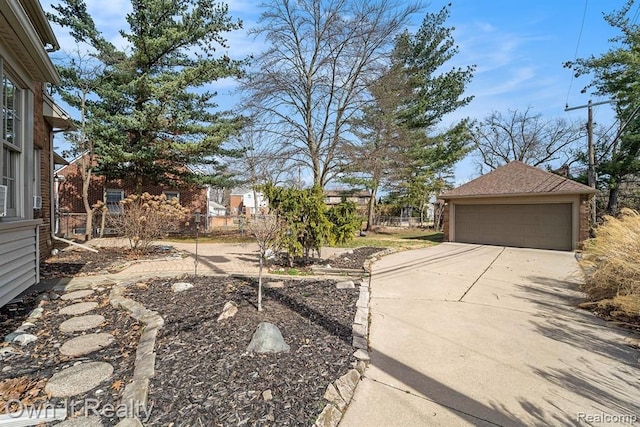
top-left (565, 99), bottom-right (614, 226)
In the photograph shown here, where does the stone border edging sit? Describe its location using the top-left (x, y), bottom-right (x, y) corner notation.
top-left (313, 247), bottom-right (398, 427)
top-left (110, 282), bottom-right (164, 427)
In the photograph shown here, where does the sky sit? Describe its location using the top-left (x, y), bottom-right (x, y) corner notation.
top-left (43, 0), bottom-right (629, 185)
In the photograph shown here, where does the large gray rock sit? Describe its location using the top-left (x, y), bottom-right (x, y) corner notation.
top-left (13, 333), bottom-right (38, 346)
top-left (246, 322), bottom-right (290, 353)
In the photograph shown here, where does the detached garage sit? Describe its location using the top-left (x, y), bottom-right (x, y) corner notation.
top-left (440, 161), bottom-right (595, 251)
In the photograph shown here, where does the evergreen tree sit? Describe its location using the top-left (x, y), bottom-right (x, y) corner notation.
top-left (49, 0), bottom-right (245, 192)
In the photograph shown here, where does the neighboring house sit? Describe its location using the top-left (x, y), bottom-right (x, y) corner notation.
top-left (439, 161), bottom-right (595, 251)
top-left (229, 188), bottom-right (267, 216)
top-left (324, 189), bottom-right (371, 214)
top-left (56, 154), bottom-right (209, 236)
top-left (209, 200), bottom-right (227, 217)
top-left (0, 1), bottom-right (73, 306)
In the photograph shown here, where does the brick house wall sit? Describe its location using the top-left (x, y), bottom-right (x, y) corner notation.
top-left (33, 83), bottom-right (53, 260)
top-left (57, 156), bottom-right (208, 235)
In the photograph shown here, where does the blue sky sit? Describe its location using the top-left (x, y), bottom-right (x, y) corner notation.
top-left (44, 0), bottom-right (627, 185)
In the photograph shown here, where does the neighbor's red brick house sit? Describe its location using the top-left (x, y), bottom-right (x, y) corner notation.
top-left (439, 161), bottom-right (595, 251)
top-left (56, 155), bottom-right (209, 236)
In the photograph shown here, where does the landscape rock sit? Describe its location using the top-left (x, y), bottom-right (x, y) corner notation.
top-left (171, 282), bottom-right (194, 293)
top-left (13, 333), bottom-right (38, 346)
top-left (336, 280), bottom-right (355, 289)
top-left (334, 369), bottom-right (361, 403)
top-left (353, 349), bottom-right (370, 362)
top-left (45, 361), bottom-right (114, 397)
top-left (60, 333), bottom-right (115, 357)
top-left (314, 403), bottom-right (342, 427)
top-left (0, 346), bottom-right (22, 360)
top-left (262, 389), bottom-right (273, 401)
top-left (265, 281), bottom-right (284, 288)
top-left (49, 292), bottom-right (61, 300)
top-left (246, 322), bottom-right (290, 353)
top-left (59, 302), bottom-right (98, 316)
top-left (19, 321), bottom-right (36, 330)
top-left (217, 301), bottom-right (238, 322)
top-left (4, 332), bottom-right (21, 343)
top-left (323, 383), bottom-right (347, 410)
top-left (27, 307), bottom-right (44, 319)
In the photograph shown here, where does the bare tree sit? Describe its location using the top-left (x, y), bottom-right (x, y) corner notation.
top-left (247, 215), bottom-right (285, 312)
top-left (55, 50), bottom-right (104, 241)
top-left (471, 108), bottom-right (585, 171)
top-left (242, 0), bottom-right (421, 187)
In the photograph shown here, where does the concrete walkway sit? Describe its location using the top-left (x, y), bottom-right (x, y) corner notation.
top-left (340, 243), bottom-right (640, 427)
top-left (77, 238), bottom-right (352, 281)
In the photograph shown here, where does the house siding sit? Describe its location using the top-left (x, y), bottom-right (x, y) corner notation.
top-left (0, 222), bottom-right (39, 307)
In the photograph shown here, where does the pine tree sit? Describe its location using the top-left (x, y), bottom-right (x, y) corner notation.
top-left (49, 0), bottom-right (245, 192)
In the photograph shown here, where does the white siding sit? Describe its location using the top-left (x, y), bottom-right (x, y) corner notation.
top-left (0, 222), bottom-right (38, 306)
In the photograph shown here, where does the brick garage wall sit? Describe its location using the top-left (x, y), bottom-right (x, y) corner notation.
top-left (442, 203), bottom-right (450, 242)
top-left (34, 84), bottom-right (53, 261)
top-left (579, 194), bottom-right (591, 248)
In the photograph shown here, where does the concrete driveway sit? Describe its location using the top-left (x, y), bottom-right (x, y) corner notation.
top-left (340, 243), bottom-right (639, 427)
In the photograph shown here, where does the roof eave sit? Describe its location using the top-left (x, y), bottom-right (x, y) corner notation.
top-left (440, 190), bottom-right (596, 200)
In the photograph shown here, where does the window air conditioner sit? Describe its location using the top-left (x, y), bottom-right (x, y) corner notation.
top-left (0, 185), bottom-right (7, 217)
top-left (33, 195), bottom-right (43, 209)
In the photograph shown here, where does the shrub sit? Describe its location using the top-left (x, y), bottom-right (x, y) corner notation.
top-left (327, 198), bottom-right (361, 245)
top-left (106, 192), bottom-right (189, 252)
top-left (580, 208), bottom-right (640, 302)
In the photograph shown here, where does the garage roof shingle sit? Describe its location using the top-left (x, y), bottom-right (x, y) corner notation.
top-left (440, 161), bottom-right (596, 199)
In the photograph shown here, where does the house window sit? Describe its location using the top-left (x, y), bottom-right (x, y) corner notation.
top-left (0, 65), bottom-right (25, 218)
top-left (162, 191), bottom-right (180, 201)
top-left (105, 189), bottom-right (124, 213)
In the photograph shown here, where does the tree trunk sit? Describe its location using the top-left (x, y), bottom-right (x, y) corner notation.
top-left (258, 254), bottom-right (263, 312)
top-left (366, 185), bottom-right (378, 231)
top-left (606, 183), bottom-right (620, 216)
top-left (82, 167), bottom-right (93, 241)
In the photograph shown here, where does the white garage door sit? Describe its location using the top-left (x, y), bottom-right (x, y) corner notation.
top-left (454, 203), bottom-right (573, 251)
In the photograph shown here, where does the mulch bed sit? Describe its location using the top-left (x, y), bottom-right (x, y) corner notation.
top-left (270, 246), bottom-right (386, 272)
top-left (125, 275), bottom-right (359, 426)
top-left (0, 243), bottom-right (376, 425)
top-left (0, 289), bottom-right (141, 426)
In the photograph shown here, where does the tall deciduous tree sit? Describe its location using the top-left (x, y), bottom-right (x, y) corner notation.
top-left (470, 108), bottom-right (585, 172)
top-left (49, 0), bottom-right (245, 193)
top-left (55, 51), bottom-right (103, 241)
top-left (243, 0), bottom-right (421, 187)
top-left (345, 4), bottom-right (474, 228)
top-left (565, 0), bottom-right (640, 214)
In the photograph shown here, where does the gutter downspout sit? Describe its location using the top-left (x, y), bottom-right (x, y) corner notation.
top-left (50, 130), bottom-right (98, 253)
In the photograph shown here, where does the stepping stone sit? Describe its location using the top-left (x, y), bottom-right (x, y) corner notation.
top-left (60, 315), bottom-right (106, 333)
top-left (59, 302), bottom-right (98, 316)
top-left (56, 416), bottom-right (104, 426)
top-left (61, 289), bottom-right (95, 301)
top-left (45, 361), bottom-right (113, 397)
top-left (60, 333), bottom-right (114, 357)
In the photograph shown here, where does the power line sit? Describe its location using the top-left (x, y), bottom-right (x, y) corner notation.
top-left (565, 0), bottom-right (589, 106)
